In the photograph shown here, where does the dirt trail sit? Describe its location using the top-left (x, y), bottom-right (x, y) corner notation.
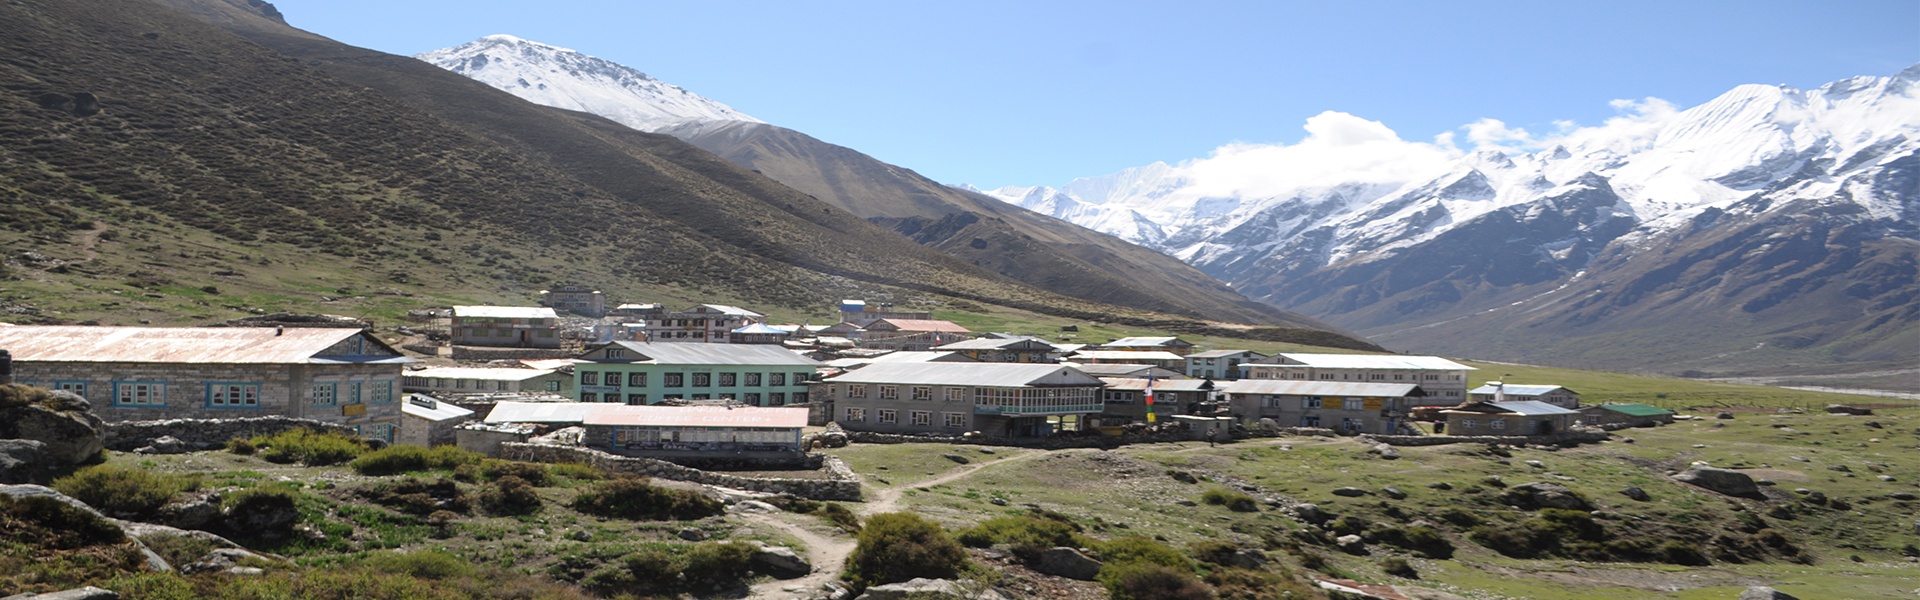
top-left (864, 449), bottom-right (1045, 515)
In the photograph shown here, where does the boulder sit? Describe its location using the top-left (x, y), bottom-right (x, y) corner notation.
top-left (1380, 486), bottom-right (1408, 500)
top-left (156, 495), bottom-right (221, 529)
top-left (1228, 548), bottom-right (1269, 570)
top-left (941, 453), bottom-right (970, 465)
top-left (1033, 547), bottom-right (1102, 581)
top-left (0, 391), bottom-right (106, 466)
top-left (751, 545), bottom-right (811, 579)
top-left (1369, 444), bottom-right (1401, 460)
top-left (1331, 487), bottom-right (1370, 497)
top-left (180, 547), bottom-right (281, 575)
top-left (1335, 534), bottom-right (1367, 555)
top-left (1672, 467), bottom-right (1763, 499)
top-left (1824, 405), bottom-right (1872, 416)
top-left (1737, 586), bottom-right (1800, 600)
top-left (134, 436), bottom-right (191, 455)
top-left (1503, 483), bottom-right (1592, 511)
top-left (1716, 412), bottom-right (1734, 420)
top-left (0, 485), bottom-right (171, 572)
top-left (0, 439), bottom-right (47, 484)
top-left (1619, 486), bottom-right (1651, 502)
top-left (4, 587), bottom-right (120, 600)
top-left (857, 578), bottom-right (1008, 600)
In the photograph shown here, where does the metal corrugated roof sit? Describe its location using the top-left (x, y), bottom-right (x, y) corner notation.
top-left (0, 326), bottom-right (402, 364)
top-left (453, 306), bottom-right (556, 319)
top-left (402, 395), bottom-right (476, 421)
top-left (1072, 350), bottom-right (1185, 361)
top-left (605, 342), bottom-right (822, 366)
top-left (1270, 353), bottom-right (1475, 371)
top-left (824, 362), bottom-right (1101, 387)
top-left (1587, 403), bottom-right (1674, 417)
top-left (1219, 380), bottom-right (1423, 397)
top-left (1065, 363), bottom-right (1179, 377)
top-left (583, 405), bottom-right (808, 429)
top-left (408, 367), bottom-right (557, 381)
top-left (1188, 349), bottom-right (1266, 359)
top-left (1099, 378), bottom-right (1211, 392)
top-left (933, 338), bottom-right (1050, 350)
top-left (1104, 336), bottom-right (1185, 347)
top-left (866, 319), bottom-right (972, 333)
top-left (1471, 401), bottom-right (1581, 416)
top-left (695, 304), bottom-right (763, 317)
top-left (484, 401), bottom-right (602, 423)
top-left (730, 323), bottom-right (789, 335)
top-left (1468, 384), bottom-right (1574, 396)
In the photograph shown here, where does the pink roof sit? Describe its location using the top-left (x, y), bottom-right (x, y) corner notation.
top-left (868, 319), bottom-right (971, 333)
top-left (0, 326), bottom-right (386, 364)
top-left (583, 405), bottom-right (810, 429)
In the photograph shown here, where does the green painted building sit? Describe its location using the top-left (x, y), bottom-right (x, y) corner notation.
top-left (572, 342), bottom-right (822, 406)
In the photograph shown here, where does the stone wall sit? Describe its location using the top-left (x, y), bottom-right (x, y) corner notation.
top-left (103, 417), bottom-right (358, 451)
top-left (1362, 428), bottom-right (1610, 447)
top-left (455, 424), bottom-right (534, 456)
top-left (450, 346), bottom-right (573, 361)
top-left (846, 429), bottom-right (1202, 449)
top-left (497, 442), bottom-right (861, 501)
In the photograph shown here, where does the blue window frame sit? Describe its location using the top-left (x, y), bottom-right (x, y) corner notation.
top-left (112, 381), bottom-right (166, 407)
top-left (205, 382), bottom-right (262, 409)
top-left (369, 381), bottom-right (394, 404)
top-left (347, 381), bottom-right (364, 405)
top-left (311, 382), bottom-right (337, 406)
top-left (53, 380), bottom-right (88, 396)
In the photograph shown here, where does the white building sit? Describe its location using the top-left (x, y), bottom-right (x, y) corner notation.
top-left (1243, 353), bottom-right (1474, 405)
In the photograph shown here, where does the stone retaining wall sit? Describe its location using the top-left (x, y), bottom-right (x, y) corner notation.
top-left (497, 443), bottom-right (861, 501)
top-left (1362, 429), bottom-right (1609, 447)
top-left (103, 417), bottom-right (358, 451)
top-left (449, 346), bottom-right (574, 361)
top-left (847, 429), bottom-right (1201, 449)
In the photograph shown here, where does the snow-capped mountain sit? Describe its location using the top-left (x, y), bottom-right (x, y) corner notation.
top-left (980, 65), bottom-right (1920, 375)
top-left (416, 35), bottom-right (759, 131)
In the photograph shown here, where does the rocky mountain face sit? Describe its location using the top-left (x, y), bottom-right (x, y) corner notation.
top-left (980, 68), bottom-right (1920, 375)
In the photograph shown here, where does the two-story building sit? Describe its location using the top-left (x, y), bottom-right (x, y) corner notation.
top-left (1068, 350), bottom-right (1187, 371)
top-left (1218, 379), bottom-right (1425, 435)
top-left (645, 304), bottom-right (764, 343)
top-left (571, 342), bottom-right (821, 406)
top-left (540, 285), bottom-right (606, 318)
top-left (1243, 353), bottom-right (1474, 405)
top-left (728, 323), bottom-right (792, 345)
top-left (451, 306), bottom-right (560, 349)
top-left (855, 319), bottom-right (974, 352)
top-left (0, 326), bottom-right (413, 442)
top-left (932, 337), bottom-right (1059, 363)
top-left (1439, 401), bottom-right (1580, 436)
top-left (1098, 336), bottom-right (1196, 356)
top-left (1185, 350), bottom-right (1266, 380)
top-left (1468, 383), bottom-right (1580, 408)
top-left (583, 404), bottom-right (809, 458)
top-left (401, 366), bottom-right (573, 397)
top-left (815, 363), bottom-right (1105, 438)
top-left (1096, 377), bottom-right (1211, 425)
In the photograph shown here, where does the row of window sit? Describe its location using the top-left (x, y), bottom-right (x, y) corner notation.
top-left (1257, 371), bottom-right (1462, 381)
top-left (841, 385), bottom-right (969, 402)
top-left (29, 380), bottom-right (389, 408)
top-left (311, 381), bottom-right (395, 407)
top-left (579, 392), bottom-right (808, 405)
top-left (1276, 396), bottom-right (1373, 410)
top-left (458, 327), bottom-right (556, 337)
top-left (1453, 418), bottom-right (1507, 430)
top-left (580, 371), bottom-right (809, 388)
top-left (843, 407), bottom-right (967, 428)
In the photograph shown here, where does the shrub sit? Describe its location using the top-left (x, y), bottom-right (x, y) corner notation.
top-left (621, 547), bottom-right (682, 589)
top-left (369, 549), bottom-right (475, 580)
top-left (1099, 562), bottom-right (1215, 600)
top-left (1371, 525), bottom-right (1454, 559)
top-left (51, 464), bottom-right (201, 519)
top-left (477, 476), bottom-right (542, 516)
top-left (1091, 536), bottom-right (1195, 573)
top-left (1437, 508), bottom-right (1480, 527)
top-left (1206, 567), bottom-right (1314, 600)
top-left (548, 462), bottom-right (605, 482)
top-left (0, 493), bottom-right (126, 549)
top-left (479, 459), bottom-right (550, 487)
top-left (682, 541), bottom-right (757, 584)
top-left (226, 437), bottom-right (257, 455)
top-left (817, 502), bottom-right (862, 533)
top-left (843, 512), bottom-right (969, 590)
top-left (251, 428), bottom-right (366, 466)
top-left (356, 477), bottom-right (470, 515)
top-left (350, 444), bottom-right (481, 476)
top-left (569, 476), bottom-right (723, 521)
top-left (1381, 557), bottom-right (1418, 579)
top-left (1188, 540), bottom-right (1240, 566)
top-left (956, 513), bottom-right (1084, 560)
top-left (1658, 541), bottom-right (1710, 566)
top-left (1200, 488), bottom-right (1258, 511)
top-left (142, 532), bottom-right (216, 568)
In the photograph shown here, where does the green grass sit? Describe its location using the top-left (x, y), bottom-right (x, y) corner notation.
top-left (1463, 360), bottom-right (1908, 411)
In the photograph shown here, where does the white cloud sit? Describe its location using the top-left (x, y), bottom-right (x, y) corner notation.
top-left (1178, 111), bottom-right (1461, 200)
top-left (1464, 118), bottom-right (1537, 148)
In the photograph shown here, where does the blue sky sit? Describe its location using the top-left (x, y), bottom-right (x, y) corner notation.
top-left (268, 0), bottom-right (1917, 187)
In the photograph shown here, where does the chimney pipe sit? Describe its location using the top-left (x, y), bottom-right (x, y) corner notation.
top-left (0, 349), bottom-right (12, 385)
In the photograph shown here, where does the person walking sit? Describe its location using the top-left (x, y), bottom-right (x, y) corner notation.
top-left (1205, 427), bottom-right (1217, 447)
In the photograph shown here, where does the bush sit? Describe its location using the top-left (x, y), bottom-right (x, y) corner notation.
top-left (569, 476), bottom-right (723, 521)
top-left (956, 513), bottom-right (1085, 560)
top-left (1371, 525), bottom-right (1454, 559)
top-left (356, 477), bottom-right (470, 515)
top-left (142, 532), bottom-right (216, 567)
top-left (1099, 562), bottom-right (1215, 600)
top-left (221, 486), bottom-right (300, 538)
top-left (1658, 541), bottom-right (1710, 566)
top-left (479, 459), bottom-right (550, 487)
top-left (252, 428), bottom-right (366, 466)
top-left (476, 476), bottom-right (542, 516)
top-left (350, 444), bottom-right (482, 476)
top-left (1200, 488), bottom-right (1258, 511)
top-left (1205, 567), bottom-right (1316, 600)
top-left (1381, 557), bottom-right (1418, 578)
top-left (369, 549), bottom-right (476, 580)
top-left (1188, 540), bottom-right (1240, 566)
top-left (0, 493), bottom-right (127, 549)
top-left (548, 462), bottom-right (605, 482)
top-left (1091, 536), bottom-right (1195, 573)
top-left (51, 464), bottom-right (201, 519)
top-left (621, 547), bottom-right (682, 589)
top-left (682, 541), bottom-right (757, 584)
top-left (817, 502), bottom-right (862, 533)
top-left (843, 512), bottom-right (969, 590)
top-left (226, 437), bottom-right (257, 455)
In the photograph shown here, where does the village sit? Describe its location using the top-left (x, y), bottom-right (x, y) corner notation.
top-left (0, 287), bottom-right (1682, 475)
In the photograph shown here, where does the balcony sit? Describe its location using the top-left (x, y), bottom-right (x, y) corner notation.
top-left (975, 403), bottom-right (1103, 416)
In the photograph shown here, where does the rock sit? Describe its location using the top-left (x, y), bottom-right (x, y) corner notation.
top-left (0, 485), bottom-right (171, 572)
top-left (1381, 486), bottom-right (1407, 500)
top-left (1167, 470), bottom-right (1199, 484)
top-left (1228, 548), bottom-right (1268, 570)
top-left (676, 527), bottom-right (709, 541)
top-left (7, 587), bottom-right (120, 600)
top-left (135, 435), bottom-right (191, 455)
top-left (1672, 467), bottom-right (1763, 499)
top-left (0, 439), bottom-right (47, 484)
top-left (1879, 475), bottom-right (1896, 482)
top-left (222, 491), bottom-right (298, 535)
top-left (1331, 487), bottom-right (1370, 497)
top-left (1828, 465), bottom-right (1852, 472)
top-left (1525, 460), bottom-right (1546, 469)
top-left (1716, 412), bottom-right (1734, 420)
top-left (857, 578), bottom-right (1008, 600)
top-left (1034, 547), bottom-right (1102, 581)
top-left (0, 392), bottom-right (106, 466)
top-left (1824, 405), bottom-right (1872, 416)
top-left (1619, 486), bottom-right (1651, 501)
top-left (1176, 499), bottom-right (1198, 507)
top-left (733, 500), bottom-right (779, 513)
top-left (1737, 586), bottom-right (1800, 600)
top-left (1862, 421), bottom-right (1883, 429)
top-left (1789, 455), bottom-right (1809, 462)
top-left (1503, 483), bottom-right (1592, 511)
top-left (1292, 503), bottom-right (1325, 523)
top-left (156, 495), bottom-right (220, 529)
top-left (1369, 444), bottom-right (1400, 460)
top-left (752, 545), bottom-right (811, 579)
top-left (567, 529), bottom-right (592, 542)
top-left (988, 497), bottom-right (1008, 506)
top-left (1889, 492), bottom-right (1916, 501)
top-left (1427, 482), bottom-right (1452, 491)
top-left (941, 454), bottom-right (970, 465)
top-left (1335, 534), bottom-right (1367, 554)
top-left (181, 547), bottom-right (280, 575)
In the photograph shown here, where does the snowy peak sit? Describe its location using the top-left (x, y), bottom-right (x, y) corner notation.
top-left (417, 35), bottom-right (760, 132)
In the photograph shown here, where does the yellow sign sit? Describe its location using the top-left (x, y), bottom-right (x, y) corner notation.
top-left (342, 404), bottom-right (367, 417)
top-left (1363, 398), bottom-right (1383, 411)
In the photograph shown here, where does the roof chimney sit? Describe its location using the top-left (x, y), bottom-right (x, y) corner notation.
top-left (0, 349), bottom-right (12, 385)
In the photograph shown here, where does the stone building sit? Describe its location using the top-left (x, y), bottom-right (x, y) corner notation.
top-left (1579, 403), bottom-right (1675, 427)
top-left (1468, 383), bottom-right (1581, 408)
top-left (572, 342), bottom-right (821, 406)
top-left (399, 394), bottom-right (476, 447)
top-left (540, 285), bottom-right (606, 318)
top-left (815, 362), bottom-right (1105, 438)
top-left (0, 326), bottom-right (414, 442)
top-left (1096, 377), bottom-right (1211, 425)
top-left (451, 306), bottom-right (560, 349)
top-left (1243, 353), bottom-right (1474, 405)
top-left (932, 337), bottom-right (1059, 363)
top-left (1218, 379), bottom-right (1425, 434)
top-left (1185, 350), bottom-right (1266, 380)
top-left (644, 304), bottom-right (764, 343)
top-left (401, 366), bottom-right (572, 397)
top-left (1439, 401), bottom-right (1581, 436)
top-left (582, 404), bottom-right (809, 458)
top-left (855, 319), bottom-right (974, 352)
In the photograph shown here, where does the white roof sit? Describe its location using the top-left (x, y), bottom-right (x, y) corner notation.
top-left (1469, 384), bottom-right (1574, 396)
top-left (1269, 353), bottom-right (1475, 371)
top-left (1104, 336), bottom-right (1186, 347)
top-left (1099, 378), bottom-right (1211, 392)
top-left (402, 395), bottom-right (476, 421)
top-left (825, 362), bottom-right (1101, 387)
top-left (934, 337), bottom-right (1055, 351)
top-left (730, 323), bottom-right (789, 335)
top-left (1072, 350), bottom-right (1185, 361)
top-left (453, 306), bottom-right (556, 319)
top-left (584, 405), bottom-right (808, 429)
top-left (1220, 380), bottom-right (1423, 397)
top-left (484, 401), bottom-right (601, 424)
top-left (407, 367), bottom-right (557, 381)
top-left (1444, 401), bottom-right (1581, 416)
top-left (1189, 349), bottom-right (1266, 359)
top-left (598, 342), bottom-right (821, 366)
top-left (698, 304), bottom-right (763, 317)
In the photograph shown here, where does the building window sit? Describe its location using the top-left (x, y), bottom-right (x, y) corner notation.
top-left (911, 410), bottom-right (932, 426)
top-left (692, 394), bottom-right (710, 400)
top-left (944, 413), bottom-right (967, 428)
top-left (793, 372), bottom-right (811, 384)
top-left (719, 373), bottom-right (737, 387)
top-left (1301, 396), bottom-right (1322, 409)
top-left (746, 393), bottom-right (762, 404)
top-left (945, 387), bottom-right (967, 402)
top-left (370, 381), bottom-right (394, 403)
top-left (1490, 419), bottom-right (1506, 430)
top-left (1425, 374), bottom-right (1438, 380)
top-left (769, 392), bottom-right (786, 405)
top-left (1370, 374), bottom-right (1385, 380)
top-left (745, 373), bottom-right (762, 387)
top-left (207, 383), bottom-right (260, 408)
top-left (581, 372), bottom-right (599, 386)
top-left (311, 382), bottom-right (337, 406)
top-left (692, 373), bottom-right (711, 387)
top-left (770, 373), bottom-right (787, 386)
top-left (581, 392), bottom-right (598, 402)
top-left (1459, 418), bottom-right (1476, 430)
top-left (878, 408), bottom-right (898, 424)
top-left (52, 381), bottom-right (88, 396)
top-left (545, 380), bottom-right (562, 392)
top-left (627, 394), bottom-right (647, 405)
top-left (911, 386), bottom-right (932, 401)
top-left (848, 385), bottom-right (868, 398)
top-left (1299, 415), bottom-right (1320, 427)
top-left (664, 373), bottom-right (684, 387)
top-left (628, 372), bottom-right (647, 387)
top-left (1343, 398), bottom-right (1365, 411)
top-left (793, 392), bottom-right (808, 403)
top-left (879, 386), bottom-right (898, 400)
top-left (844, 407), bottom-right (865, 422)
top-left (362, 421), bottom-right (394, 444)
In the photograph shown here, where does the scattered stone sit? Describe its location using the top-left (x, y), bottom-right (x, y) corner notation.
top-left (752, 545), bottom-right (811, 579)
top-left (157, 495), bottom-right (220, 529)
top-left (1824, 405), bottom-right (1872, 416)
top-left (977, 448), bottom-right (996, 454)
top-left (1034, 547), bottom-right (1102, 581)
top-left (733, 500), bottom-right (780, 513)
top-left (1862, 421), bottom-right (1883, 429)
top-left (1790, 455), bottom-right (1809, 462)
top-left (1381, 486), bottom-right (1408, 500)
top-left (134, 435), bottom-right (191, 455)
top-left (1691, 444), bottom-right (1707, 448)
top-left (1619, 486), bottom-right (1651, 502)
top-left (1167, 470), bottom-right (1199, 484)
top-left (1755, 479), bottom-right (1775, 486)
top-left (1878, 475), bottom-right (1895, 482)
top-left (567, 529), bottom-right (592, 542)
top-left (1331, 487), bottom-right (1370, 497)
top-left (1887, 492), bottom-right (1916, 501)
top-left (1737, 586), bottom-right (1800, 600)
top-left (677, 527), bottom-right (708, 541)
top-left (858, 577), bottom-right (1009, 600)
top-left (1716, 412), bottom-right (1734, 420)
top-left (989, 497), bottom-right (1008, 506)
top-left (941, 454), bottom-right (970, 465)
top-left (1369, 444), bottom-right (1401, 460)
top-left (1622, 438), bottom-right (1634, 444)
top-left (181, 547), bottom-right (280, 575)
top-left (1672, 466), bottom-right (1763, 499)
top-left (5, 587), bottom-right (121, 600)
top-left (1828, 465), bottom-right (1852, 473)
